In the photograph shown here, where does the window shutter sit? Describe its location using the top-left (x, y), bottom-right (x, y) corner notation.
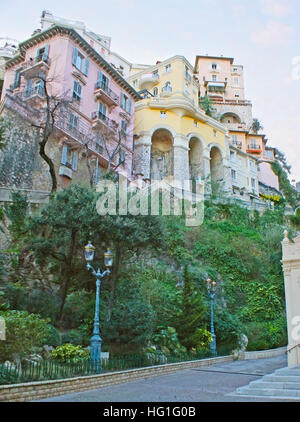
top-left (43, 44), bottom-right (50, 62)
top-left (83, 58), bottom-right (90, 76)
top-left (61, 145), bottom-right (68, 165)
top-left (97, 71), bottom-right (103, 88)
top-left (72, 151), bottom-right (78, 171)
top-left (72, 47), bottom-right (78, 66)
top-left (127, 98), bottom-right (132, 114)
top-left (13, 69), bottom-right (21, 89)
top-left (25, 79), bottom-right (32, 97)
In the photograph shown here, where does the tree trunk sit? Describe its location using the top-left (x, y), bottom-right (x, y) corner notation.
top-left (106, 244), bottom-right (121, 321)
top-left (58, 228), bottom-right (77, 321)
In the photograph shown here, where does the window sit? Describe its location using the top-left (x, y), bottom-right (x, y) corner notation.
top-left (212, 63), bottom-right (217, 70)
top-left (97, 71), bottom-right (109, 91)
top-left (72, 47), bottom-right (90, 76)
top-left (120, 119), bottom-right (127, 135)
top-left (231, 134), bottom-right (238, 145)
top-left (194, 120), bottom-right (197, 127)
top-left (32, 79), bottom-right (45, 96)
top-left (162, 81), bottom-right (172, 92)
top-left (12, 68), bottom-right (22, 89)
top-left (119, 149), bottom-right (126, 165)
top-left (133, 79), bottom-right (138, 87)
top-left (233, 76), bottom-right (239, 86)
top-left (231, 169), bottom-right (237, 181)
top-left (249, 160), bottom-right (255, 170)
top-left (153, 87), bottom-right (158, 97)
top-left (68, 113), bottom-right (78, 130)
top-left (36, 44), bottom-right (50, 63)
top-left (212, 75), bottom-right (217, 82)
top-left (160, 111), bottom-right (167, 118)
top-left (61, 145), bottom-right (78, 171)
top-left (230, 151), bottom-right (236, 161)
top-left (251, 178), bottom-right (256, 189)
top-left (121, 93), bottom-right (132, 114)
top-left (213, 129), bottom-right (217, 137)
top-left (165, 64), bottom-right (172, 72)
top-left (233, 67), bottom-right (238, 73)
top-left (72, 80), bottom-right (82, 102)
top-left (98, 102), bottom-right (107, 119)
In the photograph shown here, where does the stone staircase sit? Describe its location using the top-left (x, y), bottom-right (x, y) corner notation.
top-left (234, 367), bottom-right (300, 400)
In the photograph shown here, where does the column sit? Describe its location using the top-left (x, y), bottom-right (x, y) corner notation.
top-left (133, 133), bottom-right (151, 180)
top-left (173, 134), bottom-right (189, 183)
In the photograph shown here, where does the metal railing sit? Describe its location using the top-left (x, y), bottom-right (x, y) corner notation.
top-left (247, 144), bottom-right (262, 151)
top-left (91, 111), bottom-right (119, 130)
top-left (94, 81), bottom-right (119, 104)
top-left (20, 56), bottom-right (51, 72)
top-left (0, 348), bottom-right (231, 385)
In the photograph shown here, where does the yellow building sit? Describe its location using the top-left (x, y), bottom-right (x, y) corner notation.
top-left (127, 56), bottom-right (232, 192)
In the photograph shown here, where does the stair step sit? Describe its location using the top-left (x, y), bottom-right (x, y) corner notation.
top-left (275, 368), bottom-right (300, 376)
top-left (236, 386), bottom-right (300, 399)
top-left (263, 375), bottom-right (300, 383)
top-left (248, 381), bottom-right (300, 390)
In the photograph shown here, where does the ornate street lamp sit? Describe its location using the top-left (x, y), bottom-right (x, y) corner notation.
top-left (206, 278), bottom-right (217, 357)
top-left (84, 242), bottom-right (113, 372)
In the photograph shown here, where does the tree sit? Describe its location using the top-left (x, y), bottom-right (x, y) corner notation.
top-left (199, 96), bottom-right (213, 117)
top-left (24, 184), bottom-right (165, 323)
top-left (174, 267), bottom-right (211, 351)
top-left (251, 118), bottom-right (264, 134)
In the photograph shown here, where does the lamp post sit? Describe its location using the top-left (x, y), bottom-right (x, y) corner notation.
top-left (206, 278), bottom-right (217, 357)
top-left (84, 242), bottom-right (113, 372)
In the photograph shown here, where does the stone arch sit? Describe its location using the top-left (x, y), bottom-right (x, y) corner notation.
top-left (188, 136), bottom-right (205, 182)
top-left (209, 145), bottom-right (224, 187)
top-left (150, 128), bottom-right (174, 180)
top-left (220, 112), bottom-right (241, 124)
top-left (149, 124), bottom-right (177, 139)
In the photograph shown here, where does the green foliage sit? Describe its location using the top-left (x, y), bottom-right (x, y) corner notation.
top-left (0, 310), bottom-right (52, 360)
top-left (102, 276), bottom-right (155, 353)
top-left (153, 326), bottom-right (186, 355)
top-left (213, 307), bottom-right (244, 349)
top-left (44, 325), bottom-right (61, 347)
top-left (174, 267), bottom-right (210, 351)
top-left (62, 326), bottom-right (90, 347)
top-left (271, 160), bottom-right (298, 208)
top-left (4, 192), bottom-right (28, 241)
top-left (245, 318), bottom-right (287, 351)
top-left (199, 96), bottom-right (213, 116)
top-left (50, 344), bottom-right (90, 363)
top-left (251, 118), bottom-right (264, 134)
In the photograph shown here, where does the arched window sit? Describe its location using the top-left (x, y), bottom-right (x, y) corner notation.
top-left (153, 87), bottom-right (158, 97)
top-left (162, 81), bottom-right (172, 92)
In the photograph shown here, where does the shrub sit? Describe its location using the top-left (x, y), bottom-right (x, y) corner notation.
top-left (245, 318), bottom-right (287, 351)
top-left (50, 344), bottom-right (90, 363)
top-left (153, 326), bottom-right (186, 355)
top-left (44, 325), bottom-right (61, 347)
top-left (0, 310), bottom-right (51, 361)
top-left (62, 327), bottom-right (90, 347)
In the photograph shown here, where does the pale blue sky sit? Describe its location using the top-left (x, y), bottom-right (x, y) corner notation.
top-left (1, 0), bottom-right (300, 181)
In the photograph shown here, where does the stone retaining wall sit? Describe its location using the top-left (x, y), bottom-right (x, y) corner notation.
top-left (0, 356), bottom-right (232, 402)
top-left (0, 347), bottom-right (287, 402)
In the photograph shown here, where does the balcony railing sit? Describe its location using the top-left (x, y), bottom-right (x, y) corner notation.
top-left (91, 111), bottom-right (119, 131)
top-left (185, 72), bottom-right (192, 82)
top-left (139, 72), bottom-right (160, 90)
top-left (232, 140), bottom-right (242, 148)
top-left (19, 57), bottom-right (51, 78)
top-left (247, 144), bottom-right (262, 154)
top-left (94, 81), bottom-right (119, 106)
top-left (25, 85), bottom-right (45, 99)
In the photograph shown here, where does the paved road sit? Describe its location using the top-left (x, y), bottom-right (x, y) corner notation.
top-left (38, 355), bottom-right (291, 402)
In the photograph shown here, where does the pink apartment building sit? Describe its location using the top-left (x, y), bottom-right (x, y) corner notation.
top-left (0, 24), bottom-right (140, 193)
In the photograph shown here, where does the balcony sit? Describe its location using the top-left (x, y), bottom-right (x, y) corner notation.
top-left (205, 81), bottom-right (227, 93)
top-left (23, 85), bottom-right (46, 107)
top-left (231, 140), bottom-right (242, 149)
top-left (91, 111), bottom-right (119, 132)
top-left (19, 57), bottom-right (51, 79)
top-left (94, 81), bottom-right (119, 107)
top-left (139, 73), bottom-right (160, 90)
top-left (247, 144), bottom-right (262, 154)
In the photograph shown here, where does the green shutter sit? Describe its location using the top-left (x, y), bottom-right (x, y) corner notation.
top-left (61, 145), bottom-right (68, 165)
top-left (72, 48), bottom-right (78, 66)
top-left (72, 151), bottom-right (78, 171)
top-left (84, 58), bottom-right (90, 76)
